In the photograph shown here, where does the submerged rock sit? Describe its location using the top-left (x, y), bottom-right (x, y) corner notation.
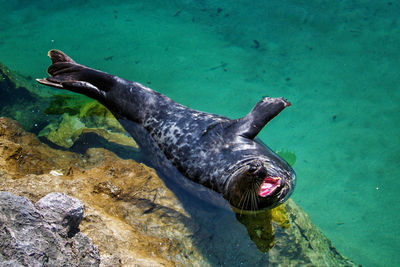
top-left (39, 113), bottom-right (86, 147)
top-left (0, 117), bottom-right (357, 266)
top-left (39, 98), bottom-right (138, 149)
top-left (0, 191), bottom-right (100, 266)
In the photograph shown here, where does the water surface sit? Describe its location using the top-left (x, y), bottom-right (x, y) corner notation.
top-left (0, 1), bottom-right (399, 266)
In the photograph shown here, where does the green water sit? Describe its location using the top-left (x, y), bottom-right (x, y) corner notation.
top-left (1, 0), bottom-right (399, 266)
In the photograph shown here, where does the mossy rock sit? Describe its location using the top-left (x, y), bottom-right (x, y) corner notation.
top-left (40, 97), bottom-right (137, 149)
top-left (44, 94), bottom-right (123, 131)
top-left (271, 204), bottom-right (290, 228)
top-left (39, 113), bottom-right (85, 148)
top-left (235, 204), bottom-right (291, 253)
top-left (78, 101), bottom-right (124, 132)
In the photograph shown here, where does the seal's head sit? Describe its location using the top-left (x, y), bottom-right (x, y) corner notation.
top-left (223, 156), bottom-right (296, 212)
top-left (218, 97), bottom-right (295, 212)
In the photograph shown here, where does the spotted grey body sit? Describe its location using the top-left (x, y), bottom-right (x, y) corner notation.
top-left (37, 50), bottom-right (296, 211)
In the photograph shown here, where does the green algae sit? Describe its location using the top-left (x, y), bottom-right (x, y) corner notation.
top-left (44, 94), bottom-right (90, 116)
top-left (78, 101), bottom-right (124, 132)
top-left (39, 94), bottom-right (136, 148)
top-left (276, 149), bottom-right (296, 166)
top-left (235, 204), bottom-right (290, 253)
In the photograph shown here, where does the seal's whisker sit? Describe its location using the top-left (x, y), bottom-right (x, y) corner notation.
top-left (236, 189), bottom-right (246, 214)
top-left (236, 188), bottom-right (247, 210)
top-left (252, 180), bottom-right (262, 211)
top-left (242, 190), bottom-right (251, 213)
top-left (251, 189), bottom-right (258, 212)
top-left (249, 190), bottom-right (254, 212)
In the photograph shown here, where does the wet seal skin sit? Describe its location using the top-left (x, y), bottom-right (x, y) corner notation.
top-left (37, 50), bottom-right (296, 212)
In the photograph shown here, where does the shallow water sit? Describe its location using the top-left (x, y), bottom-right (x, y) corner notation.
top-left (0, 0), bottom-right (399, 266)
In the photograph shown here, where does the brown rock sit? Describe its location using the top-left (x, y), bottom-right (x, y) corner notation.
top-left (0, 117), bottom-right (193, 266)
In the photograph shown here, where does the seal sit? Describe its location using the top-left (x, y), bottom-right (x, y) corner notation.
top-left (37, 50), bottom-right (296, 211)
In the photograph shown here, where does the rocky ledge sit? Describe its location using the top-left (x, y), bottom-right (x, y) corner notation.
top-left (0, 117), bottom-right (357, 266)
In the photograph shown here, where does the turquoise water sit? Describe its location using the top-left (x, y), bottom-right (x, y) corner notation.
top-left (1, 0), bottom-right (399, 266)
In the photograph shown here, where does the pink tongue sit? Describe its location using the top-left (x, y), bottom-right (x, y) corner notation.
top-left (258, 177), bottom-right (281, 197)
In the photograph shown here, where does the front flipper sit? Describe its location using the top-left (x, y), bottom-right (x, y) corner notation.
top-left (36, 50), bottom-right (116, 102)
top-left (234, 97), bottom-right (291, 139)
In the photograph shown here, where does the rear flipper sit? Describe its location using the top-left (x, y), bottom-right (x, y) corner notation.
top-left (36, 50), bottom-right (116, 102)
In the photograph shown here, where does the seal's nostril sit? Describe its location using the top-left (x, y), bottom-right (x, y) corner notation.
top-left (248, 164), bottom-right (258, 173)
top-left (248, 160), bottom-right (263, 173)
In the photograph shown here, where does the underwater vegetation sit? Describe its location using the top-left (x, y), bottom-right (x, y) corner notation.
top-left (235, 204), bottom-right (290, 253)
top-left (276, 149), bottom-right (297, 166)
top-left (44, 94), bottom-right (88, 116)
top-left (39, 94), bottom-right (136, 149)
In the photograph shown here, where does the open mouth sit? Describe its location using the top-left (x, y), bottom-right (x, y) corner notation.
top-left (258, 176), bottom-right (282, 197)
